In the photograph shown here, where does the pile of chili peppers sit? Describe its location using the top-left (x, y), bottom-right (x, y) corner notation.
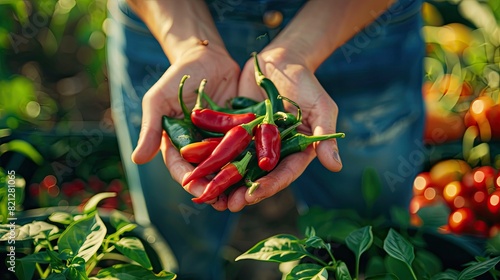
top-left (163, 53), bottom-right (345, 204)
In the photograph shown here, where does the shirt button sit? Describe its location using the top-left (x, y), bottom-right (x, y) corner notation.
top-left (263, 10), bottom-right (283, 28)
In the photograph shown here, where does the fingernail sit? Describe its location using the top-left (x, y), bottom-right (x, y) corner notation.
top-left (332, 150), bottom-right (342, 164)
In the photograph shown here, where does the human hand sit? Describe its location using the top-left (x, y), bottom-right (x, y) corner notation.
top-left (131, 44), bottom-right (239, 209)
top-left (226, 48), bottom-right (343, 212)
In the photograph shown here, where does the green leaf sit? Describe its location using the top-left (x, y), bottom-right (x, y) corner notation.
top-left (49, 212), bottom-right (74, 225)
top-left (58, 212), bottom-right (107, 262)
top-left (285, 263), bottom-right (328, 280)
top-left (64, 257), bottom-right (88, 280)
top-left (90, 264), bottom-right (177, 279)
top-left (14, 258), bottom-right (36, 280)
top-left (486, 232), bottom-right (500, 255)
top-left (46, 273), bottom-right (67, 280)
top-left (19, 251), bottom-right (51, 263)
top-left (390, 207), bottom-right (410, 229)
top-left (457, 256), bottom-right (500, 280)
top-left (113, 224), bottom-right (137, 237)
top-left (109, 210), bottom-right (132, 231)
top-left (413, 250), bottom-right (442, 279)
top-left (346, 226), bottom-right (373, 261)
top-left (305, 227), bottom-right (316, 238)
top-left (335, 262), bottom-right (353, 280)
top-left (83, 192), bottom-right (117, 214)
top-left (0, 139), bottom-right (43, 165)
top-left (1, 221), bottom-right (59, 241)
top-left (365, 255), bottom-right (386, 276)
top-left (235, 234), bottom-right (308, 263)
top-left (298, 207), bottom-right (362, 243)
top-left (430, 269), bottom-right (460, 280)
top-left (365, 273), bottom-right (399, 280)
top-left (361, 167), bottom-right (381, 208)
top-left (383, 229), bottom-right (414, 267)
top-left (384, 256), bottom-right (414, 280)
top-left (115, 237), bottom-right (152, 270)
top-left (305, 236), bottom-right (327, 249)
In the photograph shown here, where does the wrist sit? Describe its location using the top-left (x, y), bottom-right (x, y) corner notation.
top-left (127, 0), bottom-right (228, 63)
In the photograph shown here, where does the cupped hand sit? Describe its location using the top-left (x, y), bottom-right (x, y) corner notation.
top-left (227, 48), bottom-right (343, 212)
top-left (131, 44), bottom-right (239, 209)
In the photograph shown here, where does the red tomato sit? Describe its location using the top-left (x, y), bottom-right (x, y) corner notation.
top-left (472, 220), bottom-right (489, 237)
top-left (448, 207), bottom-right (476, 234)
top-left (443, 181), bottom-right (464, 205)
top-left (487, 190), bottom-right (500, 218)
top-left (429, 159), bottom-right (471, 190)
top-left (463, 166), bottom-right (497, 193)
top-left (469, 96), bottom-right (495, 123)
top-left (486, 104), bottom-right (500, 139)
top-left (410, 195), bottom-right (434, 215)
top-left (470, 190), bottom-right (490, 219)
top-left (495, 172), bottom-right (500, 190)
top-left (413, 172), bottom-right (434, 196)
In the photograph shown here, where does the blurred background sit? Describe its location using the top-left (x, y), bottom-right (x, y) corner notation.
top-left (0, 0), bottom-right (499, 279)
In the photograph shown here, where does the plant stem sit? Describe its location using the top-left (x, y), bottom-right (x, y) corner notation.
top-left (305, 253), bottom-right (329, 267)
top-left (407, 263), bottom-right (418, 280)
top-left (326, 248), bottom-right (337, 266)
top-left (355, 257), bottom-right (360, 280)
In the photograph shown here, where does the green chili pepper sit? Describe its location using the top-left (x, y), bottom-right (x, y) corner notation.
top-left (162, 75), bottom-right (202, 150)
top-left (245, 131), bottom-right (345, 193)
top-left (252, 52), bottom-right (285, 113)
top-left (228, 96), bottom-right (259, 109)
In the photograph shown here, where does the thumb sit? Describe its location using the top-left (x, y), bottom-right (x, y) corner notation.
top-left (131, 94), bottom-right (163, 164)
top-left (312, 100), bottom-right (343, 172)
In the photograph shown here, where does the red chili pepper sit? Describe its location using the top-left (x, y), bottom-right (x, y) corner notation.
top-left (191, 79), bottom-right (256, 133)
top-left (192, 152), bottom-right (252, 204)
top-left (182, 115), bottom-right (264, 186)
top-left (255, 99), bottom-right (281, 171)
top-left (180, 138), bottom-right (223, 164)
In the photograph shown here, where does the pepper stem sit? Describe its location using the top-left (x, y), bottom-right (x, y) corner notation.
top-left (252, 52), bottom-right (285, 112)
top-left (301, 132), bottom-right (346, 142)
top-left (232, 151), bottom-right (253, 176)
top-left (247, 180), bottom-right (260, 195)
top-left (240, 115), bottom-right (265, 135)
top-left (178, 75), bottom-right (191, 121)
top-left (252, 51), bottom-right (264, 83)
top-left (278, 95), bottom-right (302, 122)
top-left (201, 90), bottom-right (226, 111)
top-left (262, 99), bottom-right (275, 125)
top-left (193, 79), bottom-right (208, 111)
top-left (280, 122), bottom-right (302, 138)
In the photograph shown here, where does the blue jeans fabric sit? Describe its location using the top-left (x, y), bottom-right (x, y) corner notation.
top-left (106, 0), bottom-right (425, 279)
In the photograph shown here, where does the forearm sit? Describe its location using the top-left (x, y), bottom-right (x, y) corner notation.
top-left (266, 0), bottom-right (395, 70)
top-left (126, 0), bottom-right (227, 63)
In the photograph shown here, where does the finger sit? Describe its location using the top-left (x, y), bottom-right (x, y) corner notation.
top-left (244, 146), bottom-right (316, 204)
top-left (237, 58), bottom-right (266, 100)
top-left (131, 91), bottom-right (164, 164)
top-left (211, 194), bottom-right (228, 211)
top-left (228, 186), bottom-right (249, 212)
top-left (160, 132), bottom-right (197, 186)
top-left (310, 96), bottom-right (343, 172)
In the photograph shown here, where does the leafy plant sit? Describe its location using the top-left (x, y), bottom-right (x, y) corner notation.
top-left (0, 192), bottom-right (176, 279)
top-left (235, 168), bottom-right (500, 279)
top-left (236, 225), bottom-right (500, 280)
